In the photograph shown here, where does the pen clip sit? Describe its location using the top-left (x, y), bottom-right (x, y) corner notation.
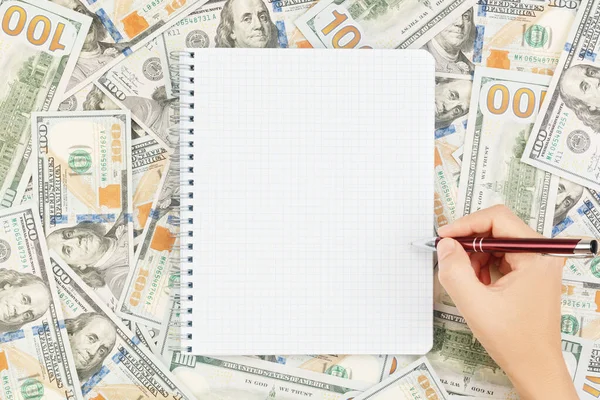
top-left (541, 253), bottom-right (596, 259)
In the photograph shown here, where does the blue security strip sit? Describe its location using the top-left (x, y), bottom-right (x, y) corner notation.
top-left (435, 125), bottom-right (456, 139)
top-left (50, 215), bottom-right (69, 225)
top-left (124, 213), bottom-right (133, 223)
top-left (564, 42), bottom-right (572, 52)
top-left (86, 0), bottom-right (97, 5)
top-left (123, 47), bottom-right (133, 56)
top-left (82, 366), bottom-right (111, 395)
top-left (473, 25), bottom-right (484, 63)
top-left (276, 21), bottom-right (289, 48)
top-left (76, 213), bottom-right (116, 223)
top-left (552, 216), bottom-right (573, 237)
top-left (0, 330), bottom-right (24, 343)
top-left (477, 3), bottom-right (487, 17)
top-left (96, 9), bottom-right (124, 43)
top-left (31, 324), bottom-right (49, 336)
top-left (132, 335), bottom-right (141, 345)
top-left (271, 0), bottom-right (282, 13)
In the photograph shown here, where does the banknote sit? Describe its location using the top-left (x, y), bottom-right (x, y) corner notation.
top-left (58, 83), bottom-right (149, 139)
top-left (434, 73), bottom-right (472, 231)
top-left (169, 353), bottom-right (369, 399)
top-left (430, 303), bottom-right (591, 397)
top-left (293, 0), bottom-right (475, 49)
top-left (50, 253), bottom-right (196, 399)
top-left (131, 137), bottom-right (169, 246)
top-left (50, 0), bottom-right (209, 97)
top-left (32, 111), bottom-right (134, 311)
top-left (251, 354), bottom-right (392, 384)
top-left (557, 279), bottom-right (600, 398)
top-left (97, 37), bottom-right (177, 151)
top-left (0, 0), bottom-right (91, 209)
top-left (457, 67), bottom-right (558, 236)
top-left (583, 342), bottom-right (600, 398)
top-left (159, 0), bottom-right (316, 93)
top-left (429, 303), bottom-right (515, 398)
top-left (57, 86), bottom-right (168, 245)
top-left (0, 205), bottom-right (83, 399)
top-left (471, 0), bottom-right (580, 75)
top-left (354, 357), bottom-right (449, 400)
top-left (561, 279), bottom-right (600, 340)
top-left (552, 182), bottom-right (600, 282)
top-left (522, 0), bottom-right (600, 189)
top-left (118, 161), bottom-right (179, 327)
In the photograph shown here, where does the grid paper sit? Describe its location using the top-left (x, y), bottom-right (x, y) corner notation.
top-left (187, 48), bottom-right (434, 355)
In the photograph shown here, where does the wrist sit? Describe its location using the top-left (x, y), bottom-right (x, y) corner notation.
top-left (506, 351), bottom-right (578, 400)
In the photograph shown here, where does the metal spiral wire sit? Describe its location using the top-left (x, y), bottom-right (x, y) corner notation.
top-left (166, 50), bottom-right (196, 354)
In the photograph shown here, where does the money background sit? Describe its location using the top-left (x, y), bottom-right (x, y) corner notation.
top-left (0, 0), bottom-right (599, 398)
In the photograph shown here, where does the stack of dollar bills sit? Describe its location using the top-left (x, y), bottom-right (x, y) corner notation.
top-left (0, 0), bottom-right (598, 397)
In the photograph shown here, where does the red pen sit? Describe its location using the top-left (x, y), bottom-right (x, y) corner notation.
top-left (412, 237), bottom-right (598, 258)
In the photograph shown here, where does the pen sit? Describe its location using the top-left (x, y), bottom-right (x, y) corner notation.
top-left (412, 237), bottom-right (598, 258)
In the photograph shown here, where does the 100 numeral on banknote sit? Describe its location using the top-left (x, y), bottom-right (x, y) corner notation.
top-left (0, 0), bottom-right (90, 209)
top-left (458, 67), bottom-right (558, 235)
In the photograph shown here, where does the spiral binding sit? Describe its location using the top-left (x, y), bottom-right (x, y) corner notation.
top-left (169, 50), bottom-right (196, 354)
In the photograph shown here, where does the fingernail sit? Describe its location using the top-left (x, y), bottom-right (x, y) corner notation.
top-left (438, 225), bottom-right (450, 235)
top-left (437, 238), bottom-right (455, 261)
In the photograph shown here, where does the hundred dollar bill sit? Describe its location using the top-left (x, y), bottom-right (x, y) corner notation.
top-left (170, 353), bottom-right (368, 399)
top-left (471, 0), bottom-right (580, 75)
top-left (131, 137), bottom-right (170, 246)
top-left (434, 73), bottom-right (472, 231)
top-left (552, 182), bottom-right (600, 282)
top-left (457, 67), bottom-right (558, 235)
top-left (58, 83), bottom-right (149, 139)
top-left (57, 86), bottom-right (168, 245)
top-left (0, 0), bottom-right (91, 209)
top-left (425, 1), bottom-right (580, 76)
top-left (118, 161), bottom-right (179, 327)
top-left (431, 303), bottom-right (591, 397)
top-left (32, 111), bottom-right (134, 311)
top-left (0, 205), bottom-right (82, 399)
top-left (159, 0), bottom-right (316, 93)
top-left (251, 355), bottom-right (391, 384)
top-left (354, 357), bottom-right (449, 400)
top-left (429, 303), bottom-right (515, 397)
top-left (50, 0), bottom-right (209, 97)
top-left (293, 0), bottom-right (476, 49)
top-left (561, 279), bottom-right (600, 340)
top-left (522, 0), bottom-right (600, 189)
top-left (97, 37), bottom-right (177, 151)
top-left (50, 254), bottom-right (196, 400)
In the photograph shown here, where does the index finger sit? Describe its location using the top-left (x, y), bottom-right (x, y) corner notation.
top-left (438, 205), bottom-right (543, 239)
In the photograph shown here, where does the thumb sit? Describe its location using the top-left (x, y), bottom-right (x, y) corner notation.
top-left (437, 238), bottom-right (485, 306)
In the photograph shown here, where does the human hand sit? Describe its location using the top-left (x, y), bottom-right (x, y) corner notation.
top-left (436, 205), bottom-right (577, 400)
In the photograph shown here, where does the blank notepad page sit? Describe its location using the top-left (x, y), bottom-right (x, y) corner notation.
top-left (189, 49), bottom-right (434, 355)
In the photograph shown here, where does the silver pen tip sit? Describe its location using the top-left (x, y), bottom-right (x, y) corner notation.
top-left (411, 237), bottom-right (438, 251)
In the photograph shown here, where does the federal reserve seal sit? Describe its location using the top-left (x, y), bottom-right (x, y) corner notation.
top-left (21, 378), bottom-right (43, 400)
top-left (561, 314), bottom-right (579, 335)
top-left (566, 130), bottom-right (591, 154)
top-left (525, 25), bottom-right (549, 48)
top-left (186, 30), bottom-right (210, 48)
top-left (68, 149), bottom-right (92, 174)
top-left (325, 364), bottom-right (349, 379)
top-left (0, 239), bottom-right (11, 262)
top-left (142, 57), bottom-right (163, 81)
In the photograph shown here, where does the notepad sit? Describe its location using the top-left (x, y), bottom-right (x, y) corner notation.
top-left (178, 49), bottom-right (435, 355)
